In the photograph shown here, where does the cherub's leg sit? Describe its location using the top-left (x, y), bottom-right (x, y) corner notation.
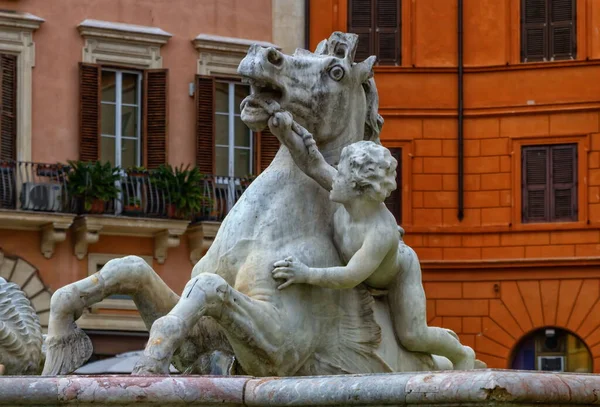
top-left (133, 272), bottom-right (299, 377)
top-left (390, 245), bottom-right (475, 370)
top-left (42, 256), bottom-right (179, 375)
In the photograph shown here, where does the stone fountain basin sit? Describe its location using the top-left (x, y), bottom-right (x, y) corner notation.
top-left (0, 369), bottom-right (598, 406)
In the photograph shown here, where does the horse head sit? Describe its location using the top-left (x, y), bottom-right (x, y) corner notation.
top-left (238, 32), bottom-right (383, 158)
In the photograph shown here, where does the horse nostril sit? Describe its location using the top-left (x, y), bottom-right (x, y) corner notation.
top-left (267, 49), bottom-right (283, 67)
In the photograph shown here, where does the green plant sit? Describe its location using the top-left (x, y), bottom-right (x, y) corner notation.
top-left (150, 164), bottom-right (209, 218)
top-left (66, 161), bottom-right (120, 212)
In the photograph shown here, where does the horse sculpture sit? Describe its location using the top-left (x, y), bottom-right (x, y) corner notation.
top-left (43, 32), bottom-right (464, 377)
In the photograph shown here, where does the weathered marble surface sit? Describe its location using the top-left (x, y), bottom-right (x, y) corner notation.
top-left (0, 370), bottom-right (599, 406)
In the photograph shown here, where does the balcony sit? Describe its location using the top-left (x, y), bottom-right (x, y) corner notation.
top-left (0, 160), bottom-right (253, 262)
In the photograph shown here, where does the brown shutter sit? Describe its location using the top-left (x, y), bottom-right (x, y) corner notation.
top-left (348, 0), bottom-right (374, 62)
top-left (259, 128), bottom-right (279, 172)
top-left (551, 144), bottom-right (577, 221)
top-left (143, 69), bottom-right (168, 170)
top-left (522, 146), bottom-right (549, 222)
top-left (195, 75), bottom-right (215, 174)
top-left (376, 0), bottom-right (400, 65)
top-left (550, 0), bottom-right (576, 60)
top-left (522, 0), bottom-right (548, 62)
top-left (384, 147), bottom-right (402, 224)
top-left (0, 54), bottom-right (16, 162)
top-left (79, 63), bottom-right (101, 162)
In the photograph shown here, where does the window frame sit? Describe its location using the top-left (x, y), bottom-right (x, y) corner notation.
top-left (382, 140), bottom-right (412, 227)
top-left (347, 0), bottom-right (402, 65)
top-left (521, 143), bottom-right (578, 223)
top-left (214, 80), bottom-right (253, 178)
top-left (100, 68), bottom-right (143, 169)
top-left (511, 135), bottom-right (588, 230)
top-left (520, 0), bottom-right (577, 63)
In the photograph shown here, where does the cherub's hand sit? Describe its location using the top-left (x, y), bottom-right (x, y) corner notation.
top-left (272, 256), bottom-right (310, 290)
top-left (268, 111), bottom-right (293, 140)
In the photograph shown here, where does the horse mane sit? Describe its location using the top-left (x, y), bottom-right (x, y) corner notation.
top-left (363, 77), bottom-right (384, 144)
top-left (314, 32), bottom-right (384, 145)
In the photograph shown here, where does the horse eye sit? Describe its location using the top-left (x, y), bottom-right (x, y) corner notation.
top-left (329, 66), bottom-right (345, 81)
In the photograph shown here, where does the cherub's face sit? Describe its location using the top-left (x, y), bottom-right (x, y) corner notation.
top-left (330, 159), bottom-right (360, 204)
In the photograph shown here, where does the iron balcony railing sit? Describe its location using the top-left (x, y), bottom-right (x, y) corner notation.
top-left (0, 160), bottom-right (253, 222)
top-left (0, 161), bottom-right (72, 213)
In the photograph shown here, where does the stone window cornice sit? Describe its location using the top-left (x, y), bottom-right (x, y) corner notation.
top-left (78, 19), bottom-right (172, 69)
top-left (193, 33), bottom-right (279, 77)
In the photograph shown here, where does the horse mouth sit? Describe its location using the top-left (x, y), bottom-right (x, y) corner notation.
top-left (240, 77), bottom-right (284, 132)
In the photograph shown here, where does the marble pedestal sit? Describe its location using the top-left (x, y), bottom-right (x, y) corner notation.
top-left (1, 369), bottom-right (597, 406)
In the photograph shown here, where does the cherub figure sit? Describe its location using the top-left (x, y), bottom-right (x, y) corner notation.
top-left (270, 112), bottom-right (475, 369)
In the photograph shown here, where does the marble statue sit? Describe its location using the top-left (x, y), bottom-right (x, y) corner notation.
top-left (42, 32), bottom-right (483, 377)
top-left (0, 277), bottom-right (43, 375)
top-left (269, 123), bottom-right (475, 369)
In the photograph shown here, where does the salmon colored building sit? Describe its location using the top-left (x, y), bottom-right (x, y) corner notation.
top-left (309, 0), bottom-right (600, 372)
top-left (0, 0), bottom-right (305, 363)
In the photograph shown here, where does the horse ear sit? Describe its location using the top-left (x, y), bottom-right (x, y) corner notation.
top-left (314, 39), bottom-right (328, 55)
top-left (354, 55), bottom-right (376, 83)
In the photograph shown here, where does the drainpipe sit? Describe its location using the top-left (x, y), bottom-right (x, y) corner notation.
top-left (304, 0), bottom-right (310, 50)
top-left (457, 0), bottom-right (464, 221)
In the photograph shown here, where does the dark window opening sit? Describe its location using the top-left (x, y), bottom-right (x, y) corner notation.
top-left (348, 0), bottom-right (401, 65)
top-left (521, 0), bottom-right (576, 62)
top-left (521, 143), bottom-right (577, 223)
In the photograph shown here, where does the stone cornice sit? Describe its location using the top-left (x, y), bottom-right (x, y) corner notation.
top-left (193, 34), bottom-right (280, 54)
top-left (0, 10), bottom-right (44, 31)
top-left (78, 19), bottom-right (172, 46)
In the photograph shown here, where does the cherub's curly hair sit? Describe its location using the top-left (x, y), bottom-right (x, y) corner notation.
top-left (340, 141), bottom-right (398, 202)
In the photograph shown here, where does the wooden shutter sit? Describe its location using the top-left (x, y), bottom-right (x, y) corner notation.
top-left (522, 146), bottom-right (549, 222)
top-left (259, 128), bottom-right (279, 172)
top-left (376, 0), bottom-right (400, 64)
top-left (550, 0), bottom-right (576, 60)
top-left (195, 75), bottom-right (215, 174)
top-left (522, 143), bottom-right (577, 223)
top-left (0, 54), bottom-right (16, 162)
top-left (348, 0), bottom-right (374, 62)
top-left (522, 0), bottom-right (576, 62)
top-left (143, 69), bottom-right (168, 170)
top-left (550, 144), bottom-right (577, 221)
top-left (79, 63), bottom-right (101, 162)
top-left (384, 148), bottom-right (402, 224)
top-left (522, 0), bottom-right (548, 61)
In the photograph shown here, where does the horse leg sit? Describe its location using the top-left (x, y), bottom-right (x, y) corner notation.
top-left (133, 272), bottom-right (299, 377)
top-left (42, 255), bottom-right (179, 375)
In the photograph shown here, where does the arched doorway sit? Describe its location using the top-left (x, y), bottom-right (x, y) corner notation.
top-left (510, 327), bottom-right (592, 373)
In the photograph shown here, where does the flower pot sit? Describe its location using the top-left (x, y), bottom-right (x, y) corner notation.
top-left (88, 199), bottom-right (105, 214)
top-left (167, 203), bottom-right (179, 218)
top-left (123, 204), bottom-right (143, 216)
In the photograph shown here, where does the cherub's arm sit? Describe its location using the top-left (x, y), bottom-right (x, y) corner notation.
top-left (268, 111), bottom-right (337, 191)
top-left (272, 232), bottom-right (393, 290)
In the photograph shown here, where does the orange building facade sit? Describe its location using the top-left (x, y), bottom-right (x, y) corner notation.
top-left (310, 0), bottom-right (600, 371)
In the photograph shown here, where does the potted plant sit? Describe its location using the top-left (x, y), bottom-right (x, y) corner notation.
top-left (66, 161), bottom-right (120, 214)
top-left (123, 196), bottom-right (143, 216)
top-left (125, 166), bottom-right (148, 178)
top-left (150, 164), bottom-right (208, 219)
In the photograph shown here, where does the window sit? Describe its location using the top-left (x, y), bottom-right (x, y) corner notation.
top-left (521, 0), bottom-right (576, 62)
top-left (348, 0), bottom-right (401, 64)
top-left (100, 69), bottom-right (142, 169)
top-left (385, 147), bottom-right (402, 224)
top-left (79, 64), bottom-right (168, 169)
top-left (511, 328), bottom-right (592, 373)
top-left (522, 143), bottom-right (577, 223)
top-left (0, 53), bottom-right (16, 162)
top-left (195, 75), bottom-right (279, 176)
top-left (215, 81), bottom-right (253, 177)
